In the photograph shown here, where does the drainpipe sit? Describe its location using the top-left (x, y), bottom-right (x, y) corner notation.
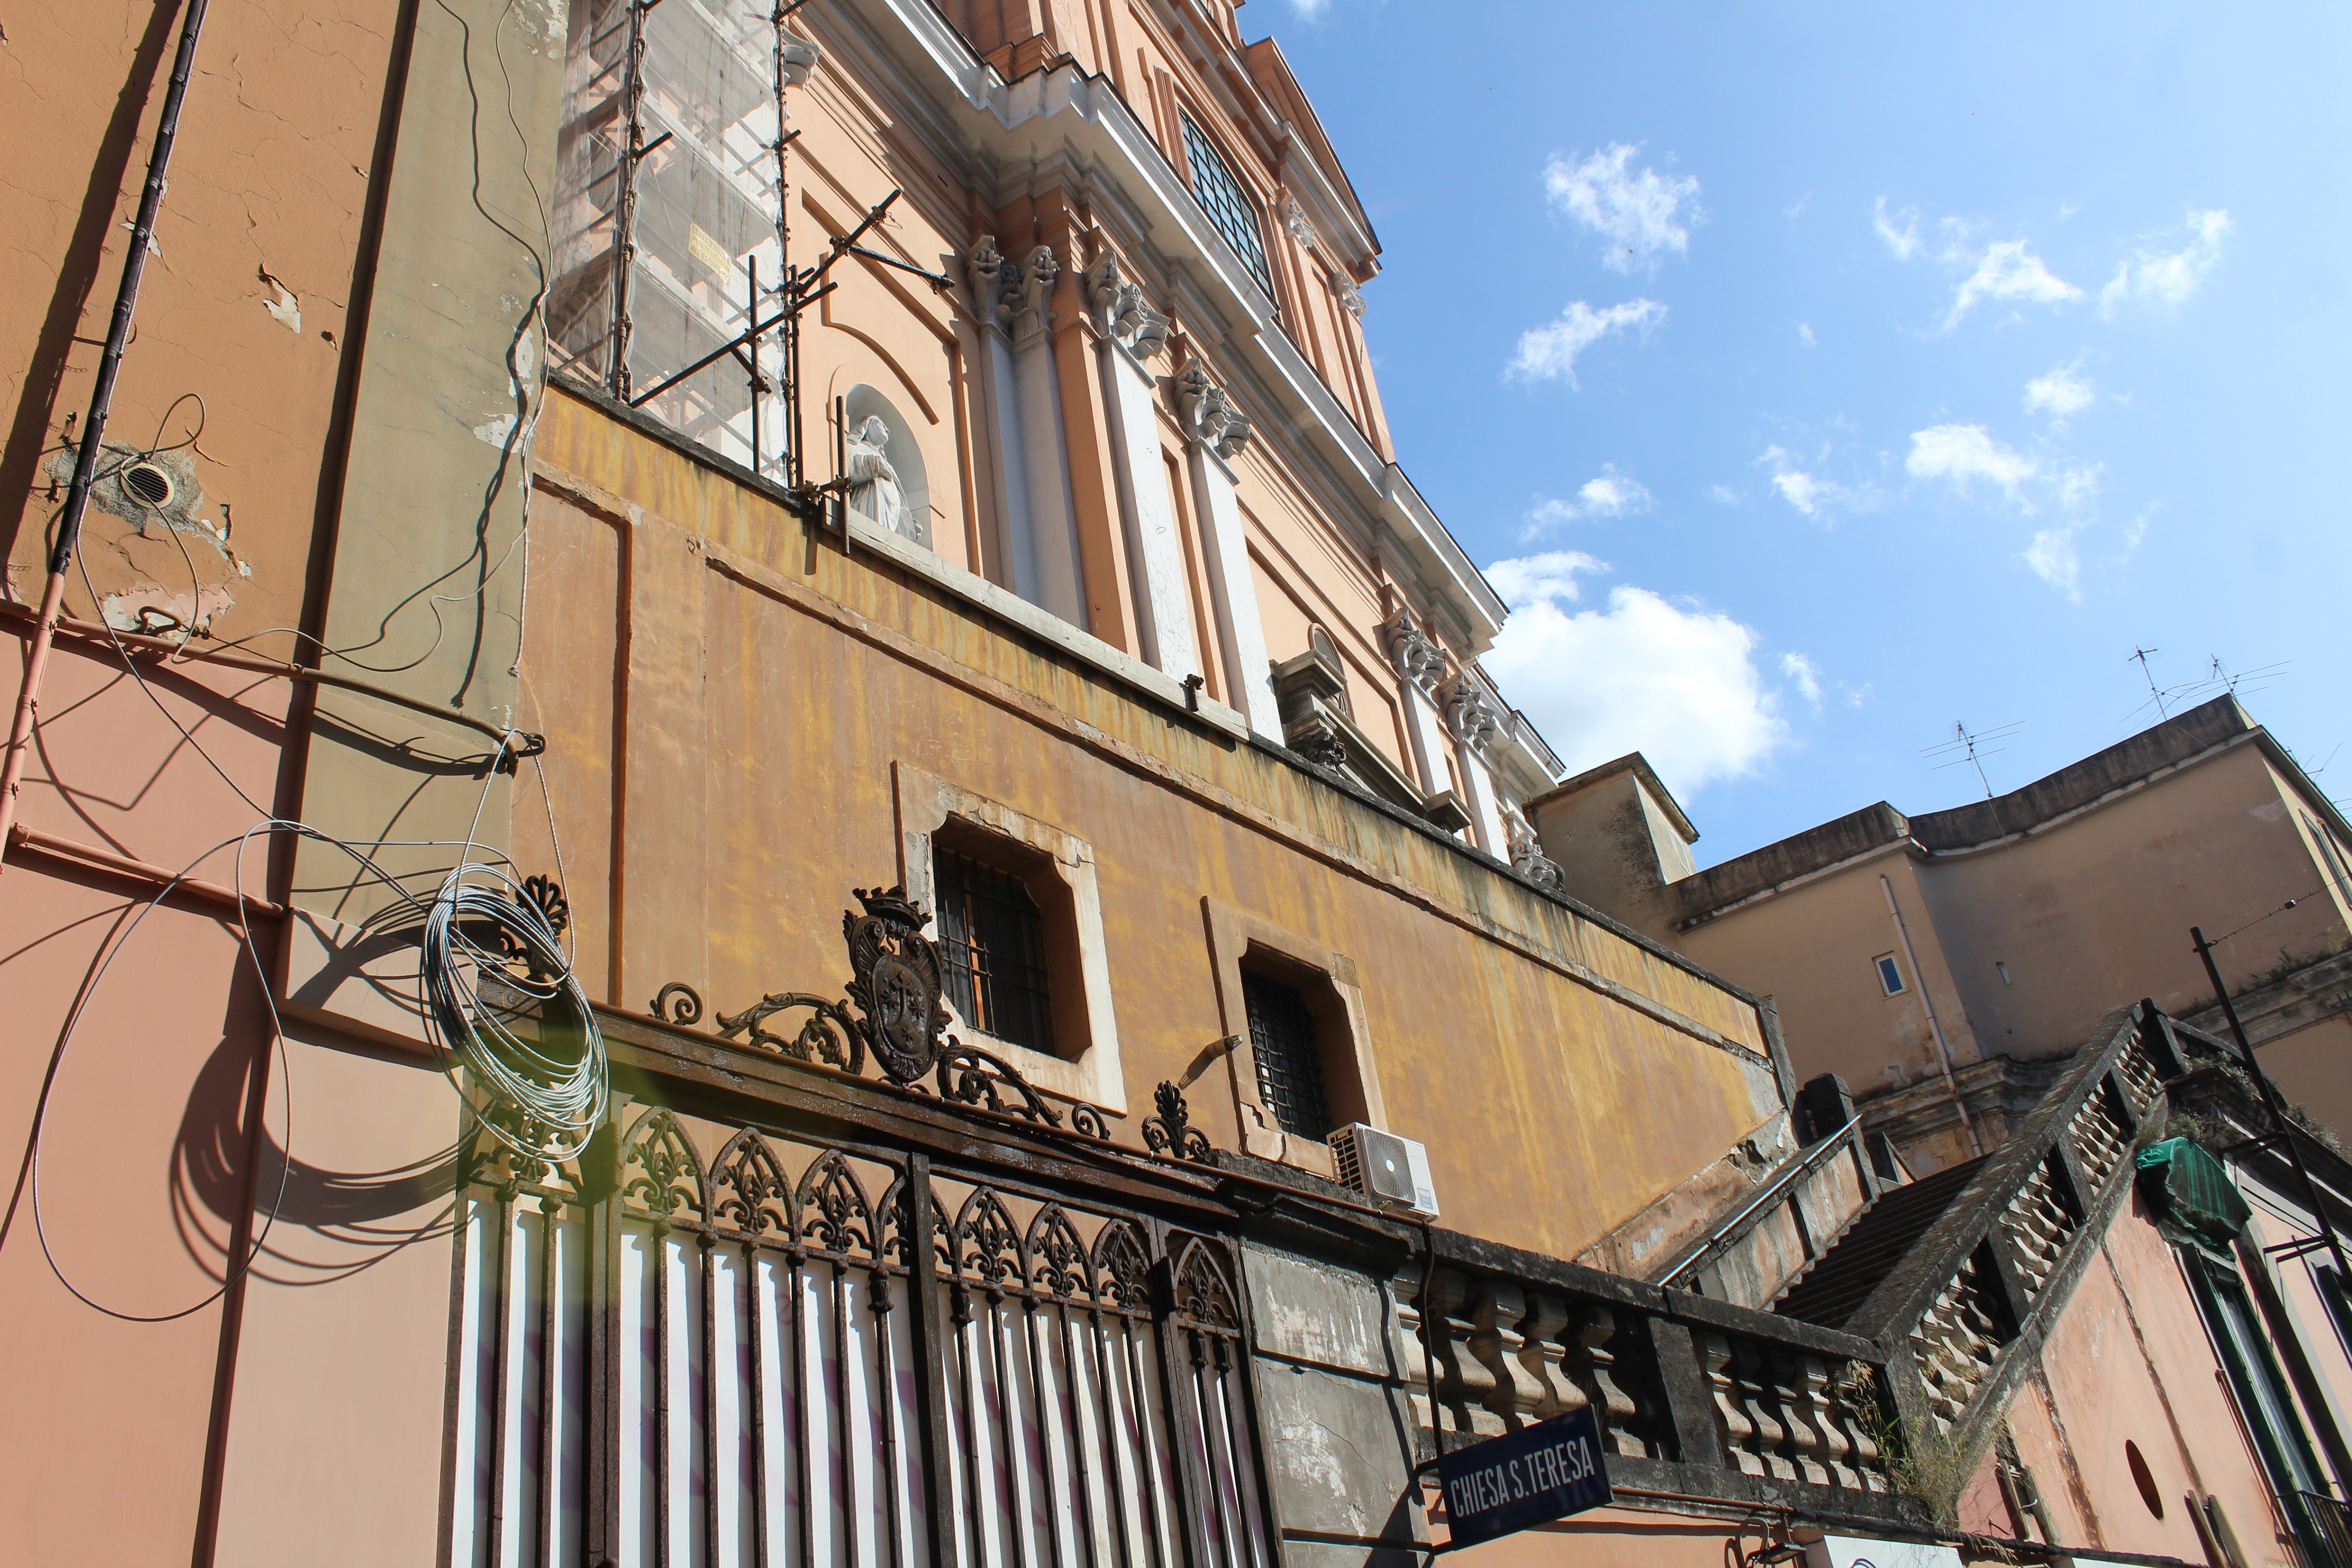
top-left (1881, 871), bottom-right (1984, 1157)
top-left (0, 0), bottom-right (211, 877)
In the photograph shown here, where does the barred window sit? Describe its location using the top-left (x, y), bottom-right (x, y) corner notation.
top-left (934, 847), bottom-right (1055, 1052)
top-left (1181, 114), bottom-right (1274, 297)
top-left (1243, 972), bottom-right (1329, 1139)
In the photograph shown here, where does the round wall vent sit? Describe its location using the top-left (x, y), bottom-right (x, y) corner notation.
top-left (121, 462), bottom-right (175, 508)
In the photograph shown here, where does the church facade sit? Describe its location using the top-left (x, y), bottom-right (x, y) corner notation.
top-left (1, 2), bottom-right (2345, 1566)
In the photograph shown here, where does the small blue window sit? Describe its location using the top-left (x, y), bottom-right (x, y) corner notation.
top-left (1875, 954), bottom-right (1906, 996)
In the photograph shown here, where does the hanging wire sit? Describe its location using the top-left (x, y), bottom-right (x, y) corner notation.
top-left (421, 728), bottom-right (604, 1164)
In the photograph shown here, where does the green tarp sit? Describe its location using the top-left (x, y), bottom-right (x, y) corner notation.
top-left (2136, 1136), bottom-right (2252, 1251)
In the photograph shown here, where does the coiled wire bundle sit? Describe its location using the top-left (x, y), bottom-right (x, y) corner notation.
top-left (422, 861), bottom-right (607, 1163)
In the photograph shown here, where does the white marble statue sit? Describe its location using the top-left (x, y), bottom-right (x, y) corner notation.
top-left (844, 415), bottom-right (908, 535)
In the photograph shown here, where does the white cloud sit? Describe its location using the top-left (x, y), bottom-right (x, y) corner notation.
top-left (1528, 466), bottom-right (1653, 531)
top-left (2099, 209), bottom-right (2231, 315)
top-left (1907, 424), bottom-right (2108, 598)
top-left (1506, 298), bottom-right (1666, 387)
top-left (1756, 444), bottom-right (1876, 520)
top-left (1485, 557), bottom-right (1787, 794)
top-left (1944, 239), bottom-right (2081, 329)
top-left (1781, 652), bottom-right (1824, 709)
top-left (1873, 198), bottom-right (1924, 260)
top-left (1798, 322), bottom-right (1818, 348)
top-left (1486, 551), bottom-right (1608, 606)
top-left (2024, 357), bottom-right (2097, 420)
top-left (1772, 469), bottom-right (1823, 515)
top-left (1905, 424), bottom-right (2042, 504)
top-left (1709, 484), bottom-right (1744, 506)
top-left (1283, 0), bottom-right (1331, 16)
top-left (1543, 144), bottom-right (1702, 272)
top-left (2022, 524), bottom-right (2084, 600)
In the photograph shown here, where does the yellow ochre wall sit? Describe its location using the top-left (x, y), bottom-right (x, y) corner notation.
top-left (521, 386), bottom-right (1785, 1264)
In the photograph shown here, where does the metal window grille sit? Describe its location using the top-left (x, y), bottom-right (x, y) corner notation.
top-left (1242, 973), bottom-right (1329, 1140)
top-left (934, 848), bottom-right (1054, 1053)
top-left (1181, 116), bottom-right (1274, 297)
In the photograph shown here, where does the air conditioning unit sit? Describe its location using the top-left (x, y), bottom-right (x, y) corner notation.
top-left (1329, 1123), bottom-right (1438, 1218)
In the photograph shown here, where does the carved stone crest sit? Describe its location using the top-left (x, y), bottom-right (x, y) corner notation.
top-left (842, 885), bottom-right (951, 1082)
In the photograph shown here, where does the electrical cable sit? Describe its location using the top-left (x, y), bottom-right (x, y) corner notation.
top-left (18, 785), bottom-right (604, 1318)
top-left (420, 731), bottom-right (606, 1163)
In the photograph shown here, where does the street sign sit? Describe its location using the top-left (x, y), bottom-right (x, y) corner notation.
top-left (1434, 1406), bottom-right (1612, 1548)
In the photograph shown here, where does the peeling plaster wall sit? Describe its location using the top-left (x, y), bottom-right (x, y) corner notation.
top-left (1949, 1194), bottom-right (2300, 1567)
top-left (0, 0), bottom-right (396, 652)
top-left (289, 0), bottom-right (563, 914)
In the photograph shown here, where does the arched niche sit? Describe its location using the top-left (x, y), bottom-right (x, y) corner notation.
top-left (841, 383), bottom-right (931, 548)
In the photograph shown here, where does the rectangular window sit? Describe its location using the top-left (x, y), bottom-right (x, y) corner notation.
top-left (934, 847), bottom-right (1054, 1052)
top-left (1875, 954), bottom-right (1906, 996)
top-left (1244, 972), bottom-right (1330, 1139)
top-left (1181, 114), bottom-right (1274, 297)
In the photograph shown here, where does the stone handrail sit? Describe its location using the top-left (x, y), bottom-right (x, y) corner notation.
top-left (1657, 1112), bottom-right (1873, 1297)
top-left (1393, 1226), bottom-right (1913, 1512)
top-left (1838, 1007), bottom-right (2171, 1456)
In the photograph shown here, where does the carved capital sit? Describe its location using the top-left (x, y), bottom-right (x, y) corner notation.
top-left (1440, 673), bottom-right (1502, 754)
top-left (779, 26), bottom-right (821, 88)
top-left (1084, 251), bottom-right (1167, 360)
top-left (1012, 244), bottom-right (1058, 338)
top-left (1284, 197), bottom-right (1317, 254)
top-left (1502, 803), bottom-right (1564, 891)
top-left (1334, 277), bottom-right (1365, 319)
top-left (967, 237), bottom-right (1016, 332)
top-left (1177, 363), bottom-right (1251, 460)
top-left (1382, 611), bottom-right (1445, 696)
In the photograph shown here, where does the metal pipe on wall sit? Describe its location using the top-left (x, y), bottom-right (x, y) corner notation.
top-left (0, 0), bottom-right (212, 877)
top-left (1881, 871), bottom-right (1984, 1157)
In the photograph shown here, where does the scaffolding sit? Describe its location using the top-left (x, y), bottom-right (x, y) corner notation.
top-left (550, 0), bottom-right (947, 499)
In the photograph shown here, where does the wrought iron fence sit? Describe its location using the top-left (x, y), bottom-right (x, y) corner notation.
top-left (2296, 1490), bottom-right (2352, 1568)
top-left (447, 1104), bottom-right (1271, 1568)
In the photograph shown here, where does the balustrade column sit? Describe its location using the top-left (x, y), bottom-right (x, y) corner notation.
top-left (1467, 1280), bottom-right (1544, 1430)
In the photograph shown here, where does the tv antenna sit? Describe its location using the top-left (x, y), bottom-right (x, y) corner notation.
top-left (2129, 646), bottom-right (2167, 719)
top-left (1923, 720), bottom-right (2022, 800)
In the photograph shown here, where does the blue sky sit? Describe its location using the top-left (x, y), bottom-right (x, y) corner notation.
top-left (1259, 1), bottom-right (2351, 865)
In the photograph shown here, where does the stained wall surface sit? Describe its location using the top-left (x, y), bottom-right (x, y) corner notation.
top-left (524, 386), bottom-right (1785, 1264)
top-left (1986, 1193), bottom-right (2309, 1567)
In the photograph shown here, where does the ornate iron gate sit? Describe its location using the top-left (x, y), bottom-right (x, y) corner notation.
top-left (443, 1100), bottom-right (1271, 1568)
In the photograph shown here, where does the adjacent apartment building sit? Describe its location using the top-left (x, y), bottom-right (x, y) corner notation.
top-left (1533, 697), bottom-right (2352, 1173)
top-left (3, 2), bottom-right (2347, 1566)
